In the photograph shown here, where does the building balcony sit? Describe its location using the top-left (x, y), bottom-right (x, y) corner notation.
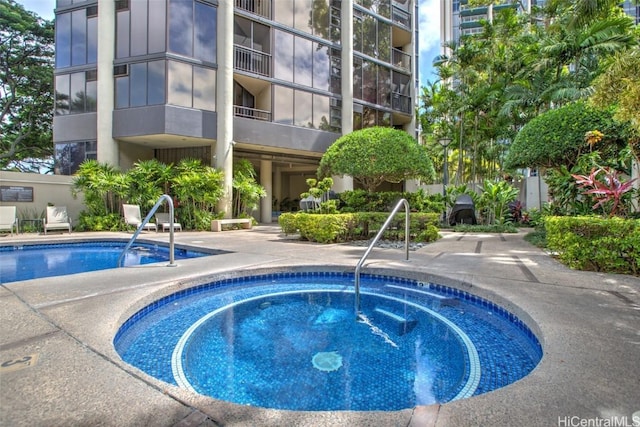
top-left (234, 0), bottom-right (271, 19)
top-left (234, 45), bottom-right (271, 77)
top-left (391, 92), bottom-right (411, 114)
top-left (392, 48), bottom-right (411, 72)
top-left (392, 5), bottom-right (411, 29)
top-left (234, 105), bottom-right (271, 121)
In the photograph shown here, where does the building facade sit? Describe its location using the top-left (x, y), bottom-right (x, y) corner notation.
top-left (53, 0), bottom-right (418, 219)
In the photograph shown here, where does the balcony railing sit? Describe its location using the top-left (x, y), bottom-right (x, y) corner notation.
top-left (235, 0), bottom-right (271, 19)
top-left (392, 5), bottom-right (411, 29)
top-left (392, 48), bottom-right (411, 71)
top-left (234, 45), bottom-right (271, 77)
top-left (234, 105), bottom-right (272, 121)
top-left (391, 93), bottom-right (412, 114)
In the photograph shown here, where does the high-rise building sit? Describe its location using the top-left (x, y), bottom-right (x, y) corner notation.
top-left (53, 0), bottom-right (418, 218)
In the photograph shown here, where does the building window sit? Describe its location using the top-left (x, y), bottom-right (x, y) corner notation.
top-left (54, 141), bottom-right (97, 175)
top-left (353, 10), bottom-right (391, 63)
top-left (273, 30), bottom-right (338, 94)
top-left (166, 60), bottom-right (216, 110)
top-left (55, 70), bottom-right (97, 115)
top-left (117, 0), bottom-right (167, 58)
top-left (55, 7), bottom-right (97, 68)
top-left (353, 103), bottom-right (393, 130)
top-left (273, 0), bottom-right (336, 42)
top-left (355, 0), bottom-right (391, 19)
top-left (273, 85), bottom-right (340, 132)
top-left (168, 0), bottom-right (217, 62)
top-left (115, 60), bottom-right (166, 109)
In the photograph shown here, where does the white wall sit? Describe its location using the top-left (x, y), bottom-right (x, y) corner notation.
top-left (0, 171), bottom-right (85, 225)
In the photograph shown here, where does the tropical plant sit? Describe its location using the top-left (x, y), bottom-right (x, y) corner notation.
top-left (232, 159), bottom-right (266, 218)
top-left (572, 167), bottom-right (637, 217)
top-left (478, 180), bottom-right (520, 225)
top-left (504, 102), bottom-right (630, 170)
top-left (318, 127), bottom-right (435, 192)
top-left (72, 160), bottom-right (128, 216)
top-left (172, 158), bottom-right (225, 229)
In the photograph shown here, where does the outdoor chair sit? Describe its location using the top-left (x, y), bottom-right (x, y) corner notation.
top-left (122, 204), bottom-right (157, 232)
top-left (0, 206), bottom-right (19, 235)
top-left (155, 212), bottom-right (182, 232)
top-left (44, 206), bottom-right (72, 234)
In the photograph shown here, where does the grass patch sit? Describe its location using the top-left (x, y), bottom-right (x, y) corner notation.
top-left (524, 229), bottom-right (547, 248)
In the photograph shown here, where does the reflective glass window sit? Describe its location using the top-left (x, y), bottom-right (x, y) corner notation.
top-left (168, 60), bottom-right (193, 107)
top-left (253, 21), bottom-right (270, 53)
top-left (378, 110), bottom-right (391, 126)
top-left (294, 0), bottom-right (313, 34)
top-left (116, 10), bottom-right (130, 58)
top-left (273, 86), bottom-right (293, 125)
top-left (169, 0), bottom-right (193, 56)
top-left (311, 0), bottom-right (330, 40)
top-left (377, 66), bottom-right (390, 107)
top-left (274, 30), bottom-right (294, 82)
top-left (195, 2), bottom-right (217, 63)
top-left (362, 60), bottom-right (377, 104)
top-left (353, 15), bottom-right (362, 53)
top-left (148, 60), bottom-right (166, 105)
top-left (55, 13), bottom-right (71, 68)
top-left (130, 63), bottom-right (147, 107)
top-left (353, 111), bottom-right (362, 130)
top-left (55, 74), bottom-right (70, 115)
top-left (273, 0), bottom-right (294, 27)
top-left (313, 94), bottom-right (330, 130)
top-left (193, 66), bottom-right (216, 111)
top-left (148, 0), bottom-right (166, 53)
top-left (69, 72), bottom-right (85, 113)
top-left (378, 20), bottom-right (390, 62)
top-left (87, 16), bottom-right (97, 63)
top-left (86, 80), bottom-right (97, 112)
top-left (115, 76), bottom-right (130, 109)
top-left (362, 15), bottom-right (376, 58)
top-left (294, 37), bottom-right (312, 87)
top-left (294, 90), bottom-right (312, 127)
top-left (313, 43), bottom-right (330, 91)
top-left (71, 9), bottom-right (86, 66)
top-left (353, 57), bottom-right (362, 100)
top-left (363, 106), bottom-right (376, 127)
top-left (130, 0), bottom-right (148, 56)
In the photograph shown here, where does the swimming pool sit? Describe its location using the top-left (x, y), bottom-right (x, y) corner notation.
top-left (115, 271), bottom-right (542, 411)
top-left (0, 241), bottom-right (220, 284)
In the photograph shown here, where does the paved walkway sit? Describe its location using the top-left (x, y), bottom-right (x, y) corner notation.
top-left (1, 226), bottom-right (639, 427)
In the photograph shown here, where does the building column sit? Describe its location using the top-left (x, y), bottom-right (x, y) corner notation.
top-left (96, 0), bottom-right (118, 167)
top-left (274, 166), bottom-right (282, 214)
top-left (260, 159), bottom-right (273, 223)
top-left (335, 0), bottom-right (354, 193)
top-left (215, 0), bottom-right (234, 217)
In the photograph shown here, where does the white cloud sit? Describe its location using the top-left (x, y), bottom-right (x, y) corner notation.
top-left (418, 0), bottom-right (442, 84)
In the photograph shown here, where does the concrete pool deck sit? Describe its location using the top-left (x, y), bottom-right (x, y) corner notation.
top-left (1, 226), bottom-right (639, 427)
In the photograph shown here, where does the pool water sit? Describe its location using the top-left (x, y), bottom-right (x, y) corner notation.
top-left (115, 272), bottom-right (542, 411)
top-left (0, 241), bottom-right (215, 283)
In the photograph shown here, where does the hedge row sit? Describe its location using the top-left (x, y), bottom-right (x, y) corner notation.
top-left (279, 212), bottom-right (441, 244)
top-left (545, 216), bottom-right (639, 275)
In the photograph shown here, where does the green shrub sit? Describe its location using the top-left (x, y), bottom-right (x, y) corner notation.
top-left (339, 190), bottom-right (443, 213)
top-left (545, 216), bottom-right (639, 275)
top-left (278, 212), bottom-right (440, 243)
top-left (77, 212), bottom-right (123, 231)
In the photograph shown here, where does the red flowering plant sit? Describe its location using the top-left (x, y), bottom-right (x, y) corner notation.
top-left (572, 167), bottom-right (637, 217)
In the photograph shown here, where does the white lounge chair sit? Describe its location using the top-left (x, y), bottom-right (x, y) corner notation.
top-left (155, 212), bottom-right (182, 232)
top-left (0, 206), bottom-right (19, 235)
top-left (122, 204), bottom-right (157, 232)
top-left (44, 206), bottom-right (72, 234)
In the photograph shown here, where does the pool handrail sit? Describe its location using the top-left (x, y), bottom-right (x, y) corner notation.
top-left (354, 198), bottom-right (410, 317)
top-left (118, 195), bottom-right (176, 268)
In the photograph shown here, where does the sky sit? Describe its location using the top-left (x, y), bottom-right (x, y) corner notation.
top-left (17, 0), bottom-right (441, 85)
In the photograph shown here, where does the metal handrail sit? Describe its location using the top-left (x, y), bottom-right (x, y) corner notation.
top-left (354, 198), bottom-right (410, 316)
top-left (118, 194), bottom-right (176, 268)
